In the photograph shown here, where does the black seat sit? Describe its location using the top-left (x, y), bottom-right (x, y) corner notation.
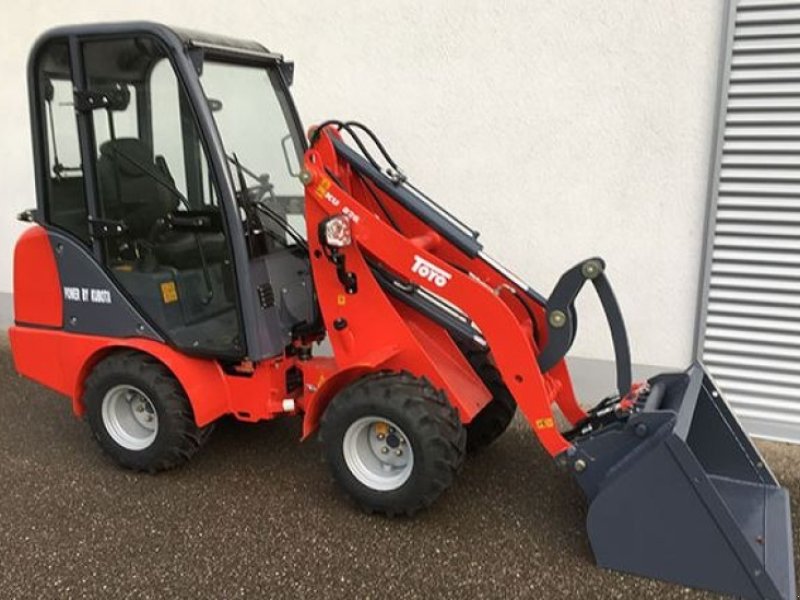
top-left (96, 137), bottom-right (226, 269)
top-left (154, 228), bottom-right (227, 270)
top-left (97, 138), bottom-right (178, 238)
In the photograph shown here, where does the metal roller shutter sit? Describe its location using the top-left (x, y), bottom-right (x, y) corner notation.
top-left (698, 0), bottom-right (800, 443)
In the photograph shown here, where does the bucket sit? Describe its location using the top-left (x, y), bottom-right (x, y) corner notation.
top-left (567, 363), bottom-right (795, 600)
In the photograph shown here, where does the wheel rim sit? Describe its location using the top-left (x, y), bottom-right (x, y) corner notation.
top-left (101, 384), bottom-right (158, 451)
top-left (343, 416), bottom-right (414, 491)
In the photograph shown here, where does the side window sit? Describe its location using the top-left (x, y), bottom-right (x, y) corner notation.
top-left (150, 59), bottom-right (216, 207)
top-left (38, 41), bottom-right (89, 243)
top-left (150, 59), bottom-right (186, 196)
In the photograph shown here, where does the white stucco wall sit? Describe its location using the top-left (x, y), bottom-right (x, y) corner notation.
top-left (0, 1), bottom-right (724, 367)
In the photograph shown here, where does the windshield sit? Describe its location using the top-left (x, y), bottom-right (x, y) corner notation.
top-left (198, 60), bottom-right (306, 248)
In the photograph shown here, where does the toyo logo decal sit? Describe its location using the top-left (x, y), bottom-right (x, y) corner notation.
top-left (411, 255), bottom-right (452, 288)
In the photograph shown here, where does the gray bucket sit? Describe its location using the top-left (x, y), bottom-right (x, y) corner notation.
top-left (566, 363), bottom-right (795, 600)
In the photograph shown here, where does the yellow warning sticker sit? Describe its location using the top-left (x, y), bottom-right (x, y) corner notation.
top-left (535, 417), bottom-right (555, 430)
top-left (160, 281), bottom-right (179, 304)
top-left (337, 294), bottom-right (346, 306)
top-left (315, 178), bottom-right (332, 198)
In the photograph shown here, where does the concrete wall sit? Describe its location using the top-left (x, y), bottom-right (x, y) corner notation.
top-left (0, 1), bottom-right (724, 368)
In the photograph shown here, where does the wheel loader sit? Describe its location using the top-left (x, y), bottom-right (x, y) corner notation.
top-left (10, 22), bottom-right (796, 599)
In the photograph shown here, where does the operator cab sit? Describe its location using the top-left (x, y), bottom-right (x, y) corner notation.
top-left (29, 23), bottom-right (317, 360)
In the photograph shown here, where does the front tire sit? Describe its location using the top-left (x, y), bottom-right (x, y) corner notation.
top-left (320, 371), bottom-right (466, 516)
top-left (462, 348), bottom-right (517, 452)
top-left (84, 350), bottom-right (212, 472)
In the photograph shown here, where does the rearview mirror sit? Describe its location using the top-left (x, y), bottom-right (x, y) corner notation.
top-left (279, 61), bottom-right (294, 87)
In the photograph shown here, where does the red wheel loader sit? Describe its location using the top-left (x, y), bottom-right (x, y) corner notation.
top-left (10, 22), bottom-right (795, 599)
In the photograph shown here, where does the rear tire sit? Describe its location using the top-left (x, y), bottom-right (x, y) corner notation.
top-left (83, 350), bottom-right (211, 473)
top-left (462, 348), bottom-right (517, 452)
top-left (320, 371), bottom-right (466, 516)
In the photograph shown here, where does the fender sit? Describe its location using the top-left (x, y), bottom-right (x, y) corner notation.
top-left (300, 345), bottom-right (400, 439)
top-left (9, 327), bottom-right (230, 427)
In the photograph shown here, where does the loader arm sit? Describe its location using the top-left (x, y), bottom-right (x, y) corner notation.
top-left (304, 127), bottom-right (588, 457)
top-left (302, 125), bottom-right (795, 600)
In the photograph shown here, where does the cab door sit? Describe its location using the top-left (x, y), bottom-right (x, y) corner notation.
top-left (74, 35), bottom-right (244, 358)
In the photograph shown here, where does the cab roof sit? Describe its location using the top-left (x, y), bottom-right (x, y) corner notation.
top-left (32, 21), bottom-right (280, 62)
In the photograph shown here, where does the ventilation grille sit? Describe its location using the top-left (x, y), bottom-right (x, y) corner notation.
top-left (702, 0), bottom-right (800, 442)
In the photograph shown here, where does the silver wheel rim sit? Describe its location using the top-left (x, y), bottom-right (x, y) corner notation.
top-left (343, 416), bottom-right (414, 491)
top-left (101, 384), bottom-right (158, 451)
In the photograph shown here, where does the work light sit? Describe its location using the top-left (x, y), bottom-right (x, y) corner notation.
top-left (323, 215), bottom-right (352, 248)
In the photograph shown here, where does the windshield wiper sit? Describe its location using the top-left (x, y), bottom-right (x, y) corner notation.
top-left (229, 152), bottom-right (307, 251)
top-left (226, 154), bottom-right (266, 185)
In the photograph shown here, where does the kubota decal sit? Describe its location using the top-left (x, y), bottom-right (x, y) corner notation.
top-left (411, 255), bottom-right (452, 288)
top-left (63, 286), bottom-right (112, 304)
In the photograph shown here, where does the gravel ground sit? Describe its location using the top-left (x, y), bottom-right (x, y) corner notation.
top-left (0, 339), bottom-right (798, 599)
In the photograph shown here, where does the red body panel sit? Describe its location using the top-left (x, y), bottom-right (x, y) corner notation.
top-left (13, 226), bottom-right (62, 327)
top-left (305, 195), bottom-right (492, 424)
top-left (9, 326), bottom-right (337, 427)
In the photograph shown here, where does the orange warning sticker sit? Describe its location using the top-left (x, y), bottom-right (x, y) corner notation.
top-left (160, 281), bottom-right (179, 304)
top-left (337, 294), bottom-right (346, 306)
top-left (535, 417), bottom-right (555, 430)
top-left (315, 178), bottom-right (332, 198)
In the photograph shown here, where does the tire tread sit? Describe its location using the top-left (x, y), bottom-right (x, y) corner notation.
top-left (84, 350), bottom-right (212, 473)
top-left (461, 347), bottom-right (517, 452)
top-left (320, 371), bottom-right (466, 517)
